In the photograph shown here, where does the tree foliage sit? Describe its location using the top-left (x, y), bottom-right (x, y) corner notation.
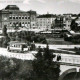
top-left (2, 26), bottom-right (10, 48)
top-left (2, 25), bottom-right (7, 36)
top-left (70, 20), bottom-right (78, 31)
top-left (0, 44), bottom-right (61, 80)
top-left (32, 44), bottom-right (61, 80)
top-left (0, 56), bottom-right (33, 80)
top-left (8, 31), bottom-right (47, 44)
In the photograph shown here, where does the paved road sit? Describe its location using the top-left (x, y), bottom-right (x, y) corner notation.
top-left (35, 44), bottom-right (80, 53)
top-left (35, 44), bottom-right (80, 49)
top-left (0, 48), bottom-right (36, 60)
top-left (0, 47), bottom-right (80, 65)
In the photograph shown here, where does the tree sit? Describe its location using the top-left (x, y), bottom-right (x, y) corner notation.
top-left (0, 56), bottom-right (18, 80)
top-left (70, 20), bottom-right (78, 31)
top-left (2, 36), bottom-right (10, 48)
top-left (2, 25), bottom-right (7, 36)
top-left (13, 22), bottom-right (20, 31)
top-left (32, 44), bottom-right (61, 80)
top-left (2, 26), bottom-right (10, 48)
top-left (19, 22), bottom-right (22, 27)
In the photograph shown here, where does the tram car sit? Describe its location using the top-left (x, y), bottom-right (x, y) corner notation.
top-left (7, 41), bottom-right (30, 53)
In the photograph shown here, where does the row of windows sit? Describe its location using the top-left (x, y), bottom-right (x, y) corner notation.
top-left (37, 18), bottom-right (55, 21)
top-left (10, 22), bottom-right (30, 24)
top-left (37, 18), bottom-right (53, 20)
top-left (9, 16), bottom-right (30, 19)
top-left (37, 22), bottom-right (51, 23)
top-left (10, 44), bottom-right (27, 48)
top-left (37, 24), bottom-right (51, 26)
top-left (37, 22), bottom-right (51, 25)
top-left (10, 44), bottom-right (21, 48)
top-left (38, 27), bottom-right (50, 29)
top-left (37, 20), bottom-right (51, 22)
top-left (9, 22), bottom-right (35, 26)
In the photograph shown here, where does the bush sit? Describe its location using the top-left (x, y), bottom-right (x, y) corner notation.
top-left (8, 31), bottom-right (47, 44)
top-left (71, 35), bottom-right (80, 43)
top-left (0, 56), bottom-right (33, 80)
top-left (32, 44), bottom-right (61, 80)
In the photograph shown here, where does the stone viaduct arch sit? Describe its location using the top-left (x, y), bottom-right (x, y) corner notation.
top-left (58, 68), bottom-right (80, 80)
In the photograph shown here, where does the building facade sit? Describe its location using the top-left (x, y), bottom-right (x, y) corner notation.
top-left (0, 5), bottom-right (37, 29)
top-left (54, 15), bottom-right (64, 30)
top-left (36, 14), bottom-right (56, 30)
top-left (75, 17), bottom-right (80, 26)
top-left (63, 15), bottom-right (72, 30)
top-left (53, 15), bottom-right (72, 31)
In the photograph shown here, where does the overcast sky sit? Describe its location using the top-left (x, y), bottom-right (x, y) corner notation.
top-left (0, 0), bottom-right (80, 14)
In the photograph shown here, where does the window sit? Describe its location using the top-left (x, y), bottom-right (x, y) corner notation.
top-left (14, 45), bottom-right (15, 47)
top-left (33, 24), bottom-right (34, 26)
top-left (9, 17), bottom-right (12, 19)
top-left (48, 22), bottom-right (50, 23)
top-left (22, 17), bottom-right (24, 19)
top-left (16, 17), bottom-right (18, 19)
top-left (25, 17), bottom-right (27, 19)
top-left (19, 17), bottom-right (21, 19)
top-left (40, 24), bottom-right (42, 26)
top-left (13, 17), bottom-right (15, 19)
top-left (32, 17), bottom-right (35, 20)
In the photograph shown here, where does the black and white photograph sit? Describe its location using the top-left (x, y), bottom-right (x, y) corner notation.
top-left (0, 0), bottom-right (80, 80)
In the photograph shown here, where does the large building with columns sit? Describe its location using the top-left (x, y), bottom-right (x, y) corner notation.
top-left (0, 5), bottom-right (37, 29)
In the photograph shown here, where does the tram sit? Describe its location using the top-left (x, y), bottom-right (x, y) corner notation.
top-left (7, 41), bottom-right (30, 53)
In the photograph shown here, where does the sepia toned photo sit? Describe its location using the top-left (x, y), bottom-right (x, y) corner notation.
top-left (0, 0), bottom-right (80, 80)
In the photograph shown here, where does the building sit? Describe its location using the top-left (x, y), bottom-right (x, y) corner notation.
top-left (70, 15), bottom-right (80, 31)
top-left (0, 5), bottom-right (37, 29)
top-left (36, 14), bottom-right (56, 30)
top-left (54, 15), bottom-right (64, 30)
top-left (63, 15), bottom-right (72, 30)
top-left (75, 17), bottom-right (80, 27)
top-left (53, 15), bottom-right (72, 31)
top-left (27, 10), bottom-right (37, 29)
top-left (71, 14), bottom-right (78, 20)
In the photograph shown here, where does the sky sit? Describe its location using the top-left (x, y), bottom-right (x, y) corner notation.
top-left (0, 0), bottom-right (80, 14)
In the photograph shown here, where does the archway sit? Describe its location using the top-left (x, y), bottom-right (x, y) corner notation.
top-left (58, 68), bottom-right (80, 80)
top-left (63, 72), bottom-right (80, 80)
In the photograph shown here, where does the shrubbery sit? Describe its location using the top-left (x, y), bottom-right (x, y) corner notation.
top-left (64, 33), bottom-right (80, 44)
top-left (32, 44), bottom-right (61, 80)
top-left (8, 31), bottom-right (47, 44)
top-left (0, 44), bottom-right (61, 80)
top-left (0, 26), bottom-right (10, 48)
top-left (0, 56), bottom-right (33, 80)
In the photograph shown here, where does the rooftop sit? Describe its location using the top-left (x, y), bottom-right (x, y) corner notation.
top-left (27, 10), bottom-right (37, 15)
top-left (8, 41), bottom-right (28, 45)
top-left (5, 5), bottom-right (19, 10)
top-left (37, 14), bottom-right (56, 18)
